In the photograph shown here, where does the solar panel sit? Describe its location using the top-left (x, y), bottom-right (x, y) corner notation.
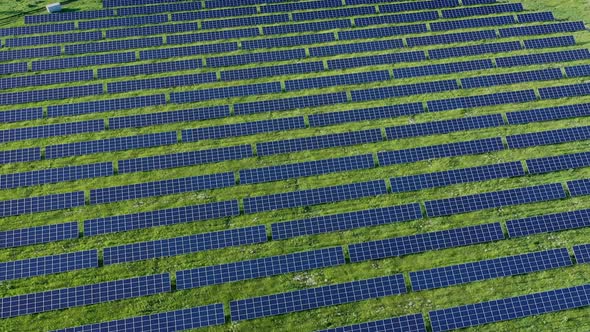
top-left (429, 284), bottom-right (590, 332)
top-left (221, 62), bottom-right (324, 81)
top-left (461, 68), bottom-right (563, 89)
top-left (0, 222), bottom-right (78, 249)
top-left (506, 103), bottom-right (590, 125)
top-left (566, 64), bottom-right (590, 78)
top-left (431, 15), bottom-right (515, 31)
top-left (80, 15), bottom-right (169, 30)
top-left (177, 247), bottom-right (345, 289)
top-left (107, 73), bottom-right (217, 93)
top-left (234, 92), bottom-right (348, 115)
top-left (167, 28), bottom-right (258, 46)
top-left (0, 120), bottom-right (104, 143)
top-left (0, 273), bottom-right (170, 319)
top-left (240, 154), bottom-right (374, 185)
top-left (462, 0), bottom-right (498, 4)
top-left (339, 24), bottom-right (428, 41)
top-left (54, 304), bottom-right (225, 332)
top-left (429, 41), bottom-right (521, 59)
top-left (499, 21), bottom-right (585, 37)
top-left (442, 3), bottom-right (523, 18)
top-left (0, 107), bottom-right (43, 124)
top-left (0, 162), bottom-right (113, 190)
top-left (6, 30), bottom-right (100, 48)
top-left (506, 125), bottom-right (590, 149)
top-left (391, 162), bottom-right (524, 193)
top-left (118, 1), bottom-right (201, 15)
top-left (387, 114), bottom-right (504, 140)
top-left (309, 39), bottom-right (403, 57)
top-left (351, 80), bottom-right (460, 102)
top-left (356, 11), bottom-right (439, 27)
top-left (243, 180), bottom-right (387, 214)
top-left (317, 314), bottom-right (427, 332)
top-left (0, 84), bottom-right (102, 106)
top-left (118, 144), bottom-right (253, 174)
top-left (171, 82), bottom-right (282, 103)
top-left (0, 22), bottom-right (74, 37)
top-left (378, 137), bottom-right (505, 166)
top-left (182, 116), bottom-right (305, 142)
top-left (201, 14), bottom-right (289, 30)
top-left (207, 49), bottom-right (306, 68)
top-left (393, 59), bottom-right (493, 79)
top-left (0, 62), bottom-right (28, 75)
top-left (90, 172), bottom-right (235, 205)
top-left (540, 82), bottom-right (590, 99)
top-left (0, 147), bottom-right (41, 165)
top-left (98, 59), bottom-right (201, 79)
top-left (140, 42), bottom-right (237, 60)
top-left (0, 250), bottom-right (98, 282)
top-left (518, 12), bottom-right (555, 23)
top-left (286, 70), bottom-right (390, 91)
top-left (410, 248), bottom-right (571, 291)
top-left (379, 0), bottom-right (459, 13)
top-left (242, 33), bottom-right (335, 50)
top-left (327, 51), bottom-right (427, 70)
top-left (257, 129), bottom-right (383, 157)
top-left (46, 132), bottom-right (177, 159)
top-left (525, 35), bottom-right (576, 49)
top-left (0, 46), bottom-right (61, 62)
top-left (527, 151), bottom-right (590, 174)
top-left (0, 191), bottom-right (85, 218)
top-left (506, 208), bottom-right (590, 238)
top-left (172, 6), bottom-right (257, 20)
top-left (425, 183), bottom-right (566, 218)
top-left (271, 203), bottom-right (423, 240)
top-left (85, 200), bottom-right (239, 236)
top-left (48, 94), bottom-right (166, 118)
top-left (496, 49), bottom-right (590, 68)
top-left (24, 9), bottom-right (114, 23)
top-left (103, 226), bottom-right (267, 265)
top-left (427, 90), bottom-right (537, 112)
top-left (348, 223), bottom-right (504, 263)
top-left (0, 70), bottom-right (94, 91)
top-left (106, 22), bottom-right (199, 39)
top-left (262, 0), bottom-right (342, 13)
top-left (104, 0), bottom-right (189, 7)
top-left (205, 0), bottom-right (292, 7)
top-left (293, 6), bottom-right (376, 21)
top-left (109, 106), bottom-right (229, 129)
top-left (309, 103), bottom-right (424, 127)
top-left (230, 274), bottom-right (406, 321)
top-left (263, 19), bottom-right (351, 35)
top-left (568, 178), bottom-right (590, 197)
top-left (406, 30), bottom-right (497, 47)
top-left (65, 37), bottom-right (163, 55)
top-left (573, 244), bottom-right (590, 264)
top-left (32, 52), bottom-right (136, 71)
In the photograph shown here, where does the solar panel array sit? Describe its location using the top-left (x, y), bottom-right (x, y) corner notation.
top-left (0, 250), bottom-right (98, 282)
top-left (385, 114), bottom-right (504, 139)
top-left (309, 103), bottom-right (424, 127)
top-left (0, 70), bottom-right (94, 91)
top-left (393, 59), bottom-right (493, 78)
top-left (506, 208), bottom-right (590, 238)
top-left (234, 92), bottom-right (348, 115)
top-left (109, 106), bottom-right (230, 129)
top-left (317, 314), bottom-right (427, 332)
top-left (506, 126), bottom-right (590, 149)
top-left (48, 94), bottom-right (166, 117)
top-left (0, 162), bottom-right (113, 189)
top-left (567, 178), bottom-right (590, 197)
top-left (0, 191), bottom-right (85, 217)
top-left (574, 244), bottom-right (590, 264)
top-left (506, 103), bottom-right (590, 125)
top-left (0, 222), bottom-right (78, 249)
top-left (527, 151), bottom-right (590, 174)
top-left (285, 70), bottom-right (390, 91)
top-left (98, 59), bottom-right (201, 79)
top-left (0, 120), bottom-right (104, 143)
top-left (427, 90), bottom-right (537, 112)
top-left (182, 116), bottom-right (305, 142)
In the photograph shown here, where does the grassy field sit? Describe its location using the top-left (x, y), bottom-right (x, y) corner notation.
top-left (1, 0), bottom-right (590, 331)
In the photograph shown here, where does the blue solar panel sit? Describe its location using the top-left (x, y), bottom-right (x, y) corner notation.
top-left (257, 129), bottom-right (383, 157)
top-left (183, 116), bottom-right (305, 142)
top-left (32, 52), bottom-right (136, 71)
top-left (108, 73), bottom-right (217, 93)
top-left (118, 144), bottom-right (253, 174)
top-left (566, 64), bottom-right (590, 78)
top-left (527, 151), bottom-right (590, 174)
top-left (207, 49), bottom-right (306, 68)
top-left (310, 103), bottom-right (424, 127)
top-left (263, 19), bottom-right (351, 35)
top-left (46, 132), bottom-right (177, 159)
top-left (98, 59), bottom-right (201, 79)
top-left (48, 94), bottom-right (166, 118)
top-left (391, 162), bottom-right (524, 193)
top-left (177, 247), bottom-right (345, 289)
top-left (205, 0), bottom-right (295, 7)
top-left (0, 147), bottom-right (41, 165)
top-left (25, 9), bottom-right (114, 23)
top-left (0, 222), bottom-right (78, 249)
top-left (339, 24), bottom-right (428, 41)
top-left (518, 12), bottom-right (555, 24)
top-left (85, 200), bottom-right (239, 236)
top-left (234, 92), bottom-right (348, 115)
top-left (202, 14), bottom-right (289, 30)
top-left (351, 80), bottom-right (460, 102)
top-left (499, 21), bottom-right (585, 37)
top-left (106, 22), bottom-right (198, 39)
top-left (317, 314), bottom-right (427, 332)
top-left (243, 180), bottom-right (387, 214)
top-left (104, 0), bottom-right (189, 7)
top-left (240, 154), bottom-right (374, 185)
top-left (394, 59), bottom-right (493, 79)
top-left (0, 46), bottom-right (61, 62)
top-left (90, 172), bottom-right (235, 205)
top-left (407, 30), bottom-right (497, 47)
top-left (0, 250), bottom-right (98, 282)
top-left (230, 274), bottom-right (406, 321)
top-left (348, 223), bottom-right (504, 263)
top-left (262, 0), bottom-right (342, 13)
top-left (461, 68), bottom-right (563, 89)
top-left (103, 226), bottom-right (267, 265)
top-left (356, 11), bottom-right (439, 27)
top-left (0, 120), bottom-right (104, 143)
top-left (462, 0), bottom-right (498, 4)
top-left (431, 15), bottom-right (514, 31)
top-left (0, 191), bottom-right (85, 218)
top-left (525, 35), bottom-right (576, 49)
top-left (0, 273), bottom-right (170, 319)
top-left (166, 28), bottom-right (258, 45)
top-left (118, 1), bottom-right (201, 15)
top-left (327, 51), bottom-right (427, 70)
top-left (7, 28), bottom-right (95, 46)
top-left (497, 49), bottom-right (590, 68)
top-left (271, 203), bottom-right (422, 240)
top-left (0, 70), bottom-right (94, 91)
top-left (410, 248), bottom-right (571, 291)
top-left (378, 0), bottom-right (459, 12)
top-left (429, 284), bottom-right (590, 332)
top-left (427, 90), bottom-right (537, 112)
top-left (442, 3), bottom-right (523, 18)
top-left (242, 33), bottom-right (335, 50)
top-left (110, 106), bottom-right (229, 129)
top-left (429, 41), bottom-right (521, 59)
top-left (0, 162), bottom-right (113, 190)
top-left (79, 15), bottom-right (169, 30)
top-left (568, 178), bottom-right (590, 197)
top-left (0, 62), bottom-right (28, 75)
top-left (171, 82), bottom-right (282, 103)
top-left (0, 22), bottom-right (74, 37)
top-left (0, 108), bottom-right (43, 124)
top-left (221, 62), bottom-right (324, 81)
top-left (540, 82), bottom-right (590, 99)
top-left (506, 208), bottom-right (590, 238)
top-left (293, 6), bottom-right (376, 21)
top-left (139, 42), bottom-right (237, 60)
top-left (425, 183), bottom-right (566, 218)
top-left (55, 304), bottom-right (225, 332)
top-left (172, 6), bottom-right (257, 20)
top-left (0, 84), bottom-right (102, 106)
top-left (65, 37), bottom-right (163, 55)
top-left (506, 103), bottom-right (590, 125)
top-left (286, 70), bottom-right (390, 91)
top-left (309, 39), bottom-right (403, 57)
top-left (573, 244), bottom-right (590, 264)
top-left (378, 137), bottom-right (505, 166)
top-left (507, 126), bottom-right (590, 149)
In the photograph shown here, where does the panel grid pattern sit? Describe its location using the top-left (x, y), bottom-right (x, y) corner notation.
top-left (109, 106), bottom-right (230, 129)
top-left (506, 125), bottom-right (590, 149)
top-left (182, 116), bottom-right (305, 142)
top-left (427, 90), bottom-right (537, 112)
top-left (171, 82), bottom-right (282, 103)
top-left (573, 244), bottom-right (590, 264)
top-left (385, 114), bottom-right (504, 139)
top-left (234, 92), bottom-right (348, 115)
top-left (32, 52), bottom-right (136, 71)
top-left (0, 108), bottom-right (43, 124)
top-left (0, 162), bottom-right (113, 190)
top-left (48, 94), bottom-right (166, 118)
top-left (351, 79), bottom-right (460, 101)
top-left (0, 250), bottom-right (98, 282)
top-left (0, 120), bottom-right (104, 143)
top-left (506, 208), bottom-right (590, 238)
top-left (107, 73), bottom-right (217, 93)
top-left (285, 70), bottom-right (390, 91)
top-left (98, 59), bottom-right (201, 79)
top-left (0, 70), bottom-right (94, 90)
top-left (0, 222), bottom-right (78, 249)
top-left (316, 313), bottom-right (427, 332)
top-left (460, 68), bottom-right (563, 89)
top-left (393, 59), bottom-right (493, 79)
top-left (0, 191), bottom-right (85, 218)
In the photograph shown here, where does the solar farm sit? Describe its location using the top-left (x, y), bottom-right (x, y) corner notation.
top-left (1, 0), bottom-right (590, 330)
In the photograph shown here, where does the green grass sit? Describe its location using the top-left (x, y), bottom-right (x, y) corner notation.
top-left (1, 0), bottom-right (590, 331)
